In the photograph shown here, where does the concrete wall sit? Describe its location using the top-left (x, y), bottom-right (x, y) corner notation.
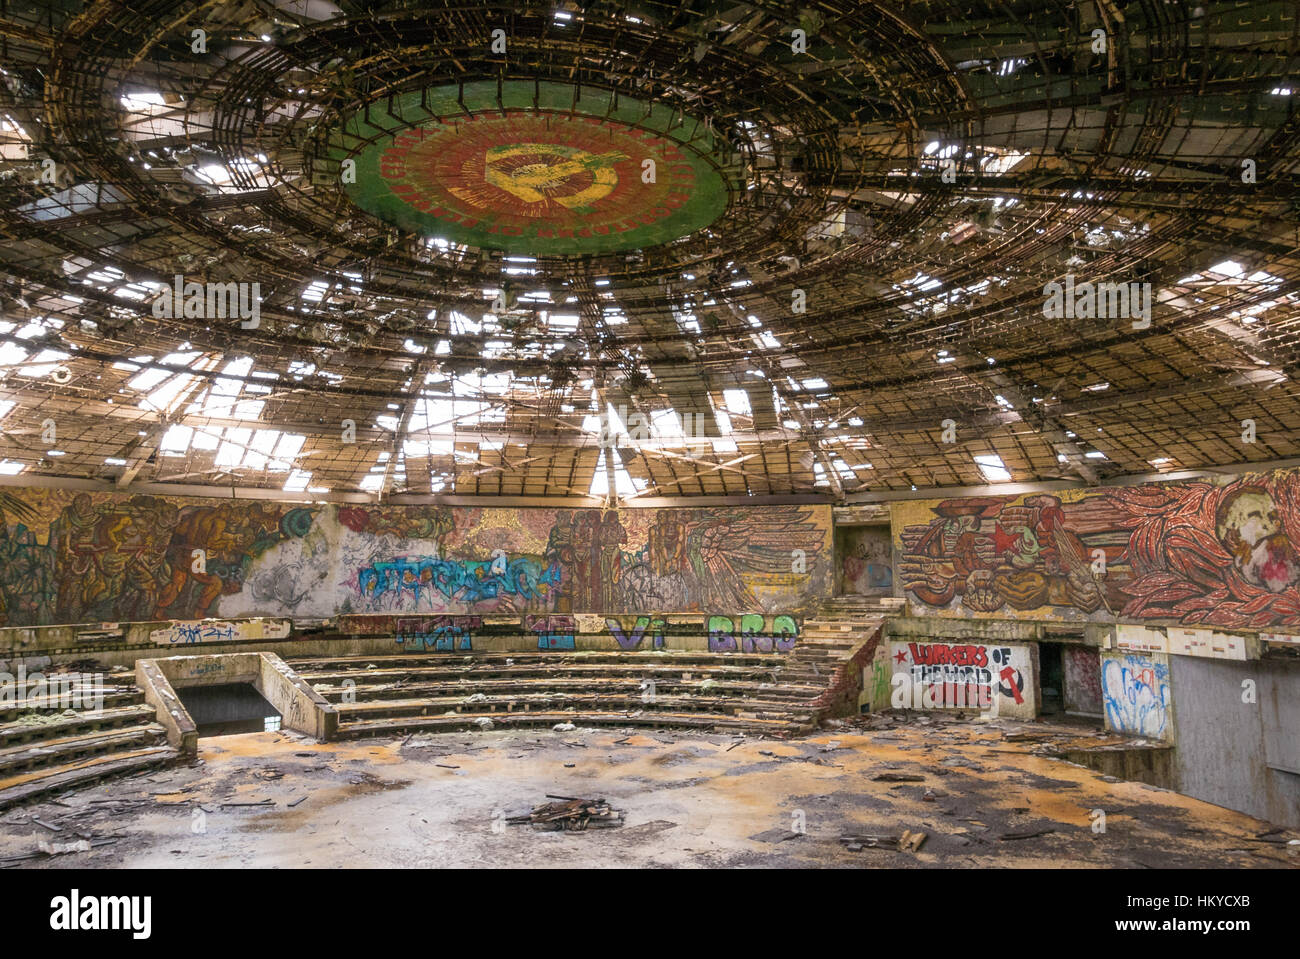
top-left (1101, 650), bottom-right (1173, 741)
top-left (257, 652), bottom-right (338, 740)
top-left (859, 642), bottom-right (893, 712)
top-left (0, 490), bottom-right (833, 626)
top-left (1166, 655), bottom-right (1300, 828)
top-left (0, 611), bottom-right (811, 672)
top-left (888, 639), bottom-right (1038, 719)
top-left (1062, 644), bottom-right (1103, 716)
top-left (138, 652), bottom-right (337, 751)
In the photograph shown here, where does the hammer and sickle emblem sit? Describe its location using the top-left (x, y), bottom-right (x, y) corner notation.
top-left (477, 143), bottom-right (627, 211)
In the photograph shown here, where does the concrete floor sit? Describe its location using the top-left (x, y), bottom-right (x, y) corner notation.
top-left (2, 715), bottom-right (1296, 869)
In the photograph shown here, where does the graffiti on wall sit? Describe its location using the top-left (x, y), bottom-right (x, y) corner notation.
top-left (149, 618), bottom-right (291, 646)
top-left (707, 614), bottom-right (799, 653)
top-left (0, 492), bottom-right (831, 626)
top-left (1062, 644), bottom-right (1103, 715)
top-left (1102, 652), bottom-right (1171, 739)
top-left (895, 469), bottom-right (1300, 628)
top-left (355, 554), bottom-right (560, 610)
top-left (602, 614), bottom-right (800, 652)
top-left (889, 641), bottom-right (1032, 715)
top-left (840, 525), bottom-right (893, 593)
top-left (395, 616), bottom-right (482, 652)
top-left (526, 614), bottom-right (576, 650)
top-left (860, 644), bottom-right (892, 711)
top-left (605, 615), bottom-right (665, 651)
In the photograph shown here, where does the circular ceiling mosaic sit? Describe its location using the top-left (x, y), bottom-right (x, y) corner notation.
top-left (335, 82), bottom-right (732, 254)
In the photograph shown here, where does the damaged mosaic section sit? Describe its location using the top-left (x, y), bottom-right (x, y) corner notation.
top-left (0, 491), bottom-right (830, 626)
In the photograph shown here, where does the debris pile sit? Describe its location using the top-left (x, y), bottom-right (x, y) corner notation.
top-left (839, 829), bottom-right (927, 853)
top-left (507, 797), bottom-right (624, 832)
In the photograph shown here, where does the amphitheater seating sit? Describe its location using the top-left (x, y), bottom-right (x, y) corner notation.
top-left (289, 611), bottom-right (884, 739)
top-left (289, 650), bottom-right (823, 737)
top-left (0, 673), bottom-right (179, 810)
top-left (0, 606), bottom-right (884, 807)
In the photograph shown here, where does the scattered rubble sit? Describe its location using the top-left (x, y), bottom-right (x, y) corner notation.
top-left (506, 797), bottom-right (624, 831)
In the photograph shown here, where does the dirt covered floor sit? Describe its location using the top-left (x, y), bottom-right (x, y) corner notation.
top-left (2, 714), bottom-right (1296, 869)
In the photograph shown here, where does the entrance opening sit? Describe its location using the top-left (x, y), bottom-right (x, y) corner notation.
top-left (836, 524), bottom-right (894, 596)
top-left (177, 683), bottom-right (282, 738)
top-left (1039, 643), bottom-right (1064, 716)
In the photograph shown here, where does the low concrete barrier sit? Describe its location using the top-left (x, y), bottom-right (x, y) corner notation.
top-left (135, 659), bottom-right (198, 755)
top-left (136, 652), bottom-right (338, 752)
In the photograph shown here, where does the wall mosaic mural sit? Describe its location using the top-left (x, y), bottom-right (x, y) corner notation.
top-left (0, 490), bottom-right (830, 627)
top-left (894, 468), bottom-right (1300, 628)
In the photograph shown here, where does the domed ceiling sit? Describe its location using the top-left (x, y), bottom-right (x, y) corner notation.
top-left (0, 1), bottom-right (1297, 500)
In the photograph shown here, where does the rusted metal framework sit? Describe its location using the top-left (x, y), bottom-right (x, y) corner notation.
top-left (0, 1), bottom-right (1298, 500)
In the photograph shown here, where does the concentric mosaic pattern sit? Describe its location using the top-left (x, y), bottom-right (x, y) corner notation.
top-left (337, 82), bottom-right (730, 254)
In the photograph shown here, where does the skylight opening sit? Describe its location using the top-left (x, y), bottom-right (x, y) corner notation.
top-left (588, 449), bottom-right (643, 498)
top-left (1208, 259), bottom-right (1244, 278)
top-left (160, 424), bottom-right (193, 456)
top-left (215, 428), bottom-right (252, 468)
top-left (243, 429), bottom-right (281, 470)
top-left (120, 92), bottom-right (167, 111)
top-left (723, 389), bottom-right (753, 417)
top-left (974, 453), bottom-right (1012, 483)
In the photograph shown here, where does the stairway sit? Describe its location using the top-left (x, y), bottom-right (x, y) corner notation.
top-left (290, 605), bottom-right (891, 741)
top-left (817, 594), bottom-right (904, 617)
top-left (289, 650), bottom-right (827, 738)
top-left (0, 671), bottom-right (179, 810)
top-left (775, 603), bottom-right (889, 718)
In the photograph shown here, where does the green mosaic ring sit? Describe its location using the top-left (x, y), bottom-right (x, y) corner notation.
top-left (333, 81), bottom-right (732, 255)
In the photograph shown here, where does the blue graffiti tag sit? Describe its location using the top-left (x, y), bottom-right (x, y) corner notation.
top-left (357, 555), bottom-right (560, 609)
top-left (1102, 655), bottom-right (1170, 738)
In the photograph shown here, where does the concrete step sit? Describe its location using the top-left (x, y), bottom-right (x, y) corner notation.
top-left (0, 705), bottom-right (160, 750)
top-left (334, 692), bottom-right (814, 723)
top-left (337, 709), bottom-right (807, 739)
top-left (294, 662), bottom-right (788, 685)
top-left (290, 650), bottom-right (788, 671)
top-left (0, 724), bottom-right (168, 777)
top-left (312, 676), bottom-right (823, 703)
top-left (0, 745), bottom-right (181, 811)
top-left (0, 689), bottom-right (145, 724)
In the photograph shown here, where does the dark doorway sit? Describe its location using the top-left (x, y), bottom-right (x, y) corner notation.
top-left (178, 683), bottom-right (282, 738)
top-left (837, 524), bottom-right (894, 596)
top-left (1039, 643), bottom-right (1064, 716)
